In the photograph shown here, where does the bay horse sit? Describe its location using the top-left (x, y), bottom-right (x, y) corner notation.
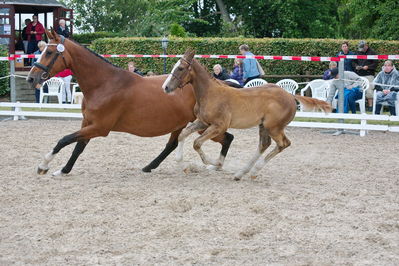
top-left (27, 29), bottom-right (234, 176)
top-left (162, 49), bottom-right (332, 181)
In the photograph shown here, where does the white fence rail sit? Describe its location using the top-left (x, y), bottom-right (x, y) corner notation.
top-left (1, 102), bottom-right (399, 136)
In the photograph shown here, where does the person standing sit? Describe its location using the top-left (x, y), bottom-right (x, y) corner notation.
top-left (26, 14), bottom-right (45, 65)
top-left (21, 18), bottom-right (31, 53)
top-left (239, 44), bottom-right (260, 85)
top-left (337, 41), bottom-right (355, 72)
top-left (56, 19), bottom-right (70, 38)
top-left (55, 69), bottom-right (74, 104)
top-left (352, 40), bottom-right (377, 111)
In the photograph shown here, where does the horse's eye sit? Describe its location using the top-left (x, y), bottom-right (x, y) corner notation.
top-left (178, 66), bottom-right (184, 71)
top-left (46, 51), bottom-right (53, 56)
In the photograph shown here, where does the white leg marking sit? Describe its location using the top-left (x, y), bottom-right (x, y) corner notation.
top-left (52, 169), bottom-right (65, 177)
top-left (234, 150), bottom-right (261, 180)
top-left (38, 151), bottom-right (55, 171)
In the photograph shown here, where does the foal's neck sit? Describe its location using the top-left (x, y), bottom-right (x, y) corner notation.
top-left (191, 60), bottom-right (220, 102)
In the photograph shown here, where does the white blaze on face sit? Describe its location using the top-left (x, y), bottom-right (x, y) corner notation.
top-left (162, 60), bottom-right (181, 91)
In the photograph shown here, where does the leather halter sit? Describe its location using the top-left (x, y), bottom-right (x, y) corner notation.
top-left (172, 57), bottom-right (192, 89)
top-left (33, 35), bottom-right (68, 80)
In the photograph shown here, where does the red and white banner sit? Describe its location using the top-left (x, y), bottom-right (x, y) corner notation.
top-left (1, 54), bottom-right (399, 62)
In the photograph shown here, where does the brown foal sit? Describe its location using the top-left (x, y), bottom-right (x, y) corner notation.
top-left (163, 49), bottom-right (332, 180)
top-left (27, 29), bottom-right (233, 176)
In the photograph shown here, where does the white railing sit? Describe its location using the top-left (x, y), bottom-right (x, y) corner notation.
top-left (1, 102), bottom-right (399, 136)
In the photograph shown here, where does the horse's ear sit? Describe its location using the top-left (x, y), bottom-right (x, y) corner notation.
top-left (184, 48), bottom-right (195, 61)
top-left (50, 27), bottom-right (61, 42)
top-left (45, 29), bottom-right (53, 40)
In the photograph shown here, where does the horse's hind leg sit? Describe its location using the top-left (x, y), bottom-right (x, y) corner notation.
top-left (234, 124), bottom-right (271, 181)
top-left (249, 129), bottom-right (291, 179)
top-left (142, 128), bottom-right (183, 173)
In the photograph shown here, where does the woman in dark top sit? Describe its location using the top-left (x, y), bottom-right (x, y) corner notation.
top-left (56, 19), bottom-right (70, 38)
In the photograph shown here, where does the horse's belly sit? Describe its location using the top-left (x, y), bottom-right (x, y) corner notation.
top-left (230, 116), bottom-right (262, 129)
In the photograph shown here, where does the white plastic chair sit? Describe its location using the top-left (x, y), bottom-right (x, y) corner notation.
top-left (244, 78), bottom-right (267, 88)
top-left (372, 88), bottom-right (399, 116)
top-left (276, 79), bottom-right (299, 95)
top-left (39, 77), bottom-right (64, 104)
top-left (355, 77), bottom-right (369, 114)
top-left (300, 79), bottom-right (330, 111)
top-left (71, 84), bottom-right (84, 104)
top-left (225, 79), bottom-right (240, 85)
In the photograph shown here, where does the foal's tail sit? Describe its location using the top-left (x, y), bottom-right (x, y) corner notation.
top-left (294, 95), bottom-right (332, 113)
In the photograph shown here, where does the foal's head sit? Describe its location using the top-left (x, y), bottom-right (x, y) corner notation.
top-left (27, 28), bottom-right (72, 89)
top-left (162, 49), bottom-right (195, 94)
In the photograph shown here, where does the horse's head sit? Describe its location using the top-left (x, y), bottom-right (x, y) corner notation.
top-left (162, 49), bottom-right (195, 94)
top-left (27, 28), bottom-right (72, 89)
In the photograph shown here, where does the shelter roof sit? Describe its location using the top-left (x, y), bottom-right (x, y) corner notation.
top-left (3, 0), bottom-right (66, 13)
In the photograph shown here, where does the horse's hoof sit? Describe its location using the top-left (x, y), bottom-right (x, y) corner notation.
top-left (233, 176), bottom-right (241, 181)
top-left (142, 166), bottom-right (152, 173)
top-left (37, 167), bottom-right (49, 175)
top-left (206, 165), bottom-right (222, 171)
top-left (250, 175), bottom-right (257, 180)
top-left (52, 169), bottom-right (65, 177)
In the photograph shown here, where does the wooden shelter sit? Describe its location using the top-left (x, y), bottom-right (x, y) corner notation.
top-left (0, 0), bottom-right (73, 55)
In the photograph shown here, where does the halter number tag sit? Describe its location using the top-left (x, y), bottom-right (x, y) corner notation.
top-left (57, 44), bottom-right (65, 53)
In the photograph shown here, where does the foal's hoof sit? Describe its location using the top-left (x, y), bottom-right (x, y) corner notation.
top-left (250, 175), bottom-right (257, 180)
top-left (233, 176), bottom-right (241, 181)
top-left (37, 167), bottom-right (49, 175)
top-left (142, 166), bottom-right (152, 173)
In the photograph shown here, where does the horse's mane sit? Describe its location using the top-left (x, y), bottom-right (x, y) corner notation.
top-left (70, 40), bottom-right (121, 69)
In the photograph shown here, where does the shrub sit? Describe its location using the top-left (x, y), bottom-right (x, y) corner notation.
top-left (91, 37), bottom-right (399, 79)
top-left (0, 45), bottom-right (9, 97)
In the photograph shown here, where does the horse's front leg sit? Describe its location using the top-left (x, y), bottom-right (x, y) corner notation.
top-left (176, 120), bottom-right (208, 169)
top-left (193, 124), bottom-right (226, 167)
top-left (38, 124), bottom-right (109, 176)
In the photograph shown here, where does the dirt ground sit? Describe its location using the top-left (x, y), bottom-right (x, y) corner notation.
top-left (0, 119), bottom-right (398, 265)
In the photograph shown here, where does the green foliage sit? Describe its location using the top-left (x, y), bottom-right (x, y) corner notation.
top-left (338, 0), bottom-right (399, 40)
top-left (73, 32), bottom-right (126, 44)
top-left (0, 45), bottom-right (9, 96)
top-left (92, 37), bottom-right (399, 79)
top-left (170, 23), bottom-right (187, 38)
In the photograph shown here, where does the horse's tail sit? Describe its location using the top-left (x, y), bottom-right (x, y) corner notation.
top-left (294, 95), bottom-right (332, 113)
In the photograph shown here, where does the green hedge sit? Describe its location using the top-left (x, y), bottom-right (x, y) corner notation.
top-left (73, 32), bottom-right (126, 44)
top-left (0, 45), bottom-right (9, 97)
top-left (91, 37), bottom-right (399, 82)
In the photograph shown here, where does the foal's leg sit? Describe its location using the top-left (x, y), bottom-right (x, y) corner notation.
top-left (192, 124), bottom-right (226, 166)
top-left (248, 129), bottom-right (291, 179)
top-left (142, 128), bottom-right (183, 172)
top-left (234, 124), bottom-right (271, 181)
top-left (207, 132), bottom-right (234, 171)
top-left (176, 120), bottom-right (208, 167)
